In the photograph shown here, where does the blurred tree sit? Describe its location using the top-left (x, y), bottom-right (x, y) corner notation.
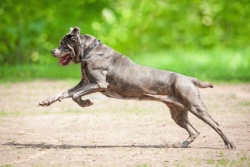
top-left (0, 0), bottom-right (249, 65)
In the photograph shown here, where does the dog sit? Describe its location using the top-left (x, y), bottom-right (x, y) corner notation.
top-left (39, 26), bottom-right (235, 149)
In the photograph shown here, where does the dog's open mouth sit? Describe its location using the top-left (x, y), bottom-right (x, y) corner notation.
top-left (58, 54), bottom-right (72, 66)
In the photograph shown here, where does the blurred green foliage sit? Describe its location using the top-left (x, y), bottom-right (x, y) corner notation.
top-left (0, 0), bottom-right (250, 81)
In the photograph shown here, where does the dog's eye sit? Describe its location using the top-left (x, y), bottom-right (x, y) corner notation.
top-left (60, 45), bottom-right (69, 51)
top-left (63, 47), bottom-right (70, 51)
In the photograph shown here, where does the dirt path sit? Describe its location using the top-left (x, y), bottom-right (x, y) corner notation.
top-left (0, 81), bottom-right (250, 166)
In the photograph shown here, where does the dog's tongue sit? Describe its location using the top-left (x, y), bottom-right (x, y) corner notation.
top-left (58, 55), bottom-right (69, 65)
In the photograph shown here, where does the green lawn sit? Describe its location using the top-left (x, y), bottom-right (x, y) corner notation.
top-left (132, 48), bottom-right (250, 82)
top-left (0, 48), bottom-right (249, 83)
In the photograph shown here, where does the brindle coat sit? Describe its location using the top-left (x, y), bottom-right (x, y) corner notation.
top-left (39, 27), bottom-right (235, 149)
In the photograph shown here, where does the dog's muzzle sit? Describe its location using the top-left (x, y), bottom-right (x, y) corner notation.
top-left (51, 48), bottom-right (73, 66)
top-left (52, 49), bottom-right (61, 57)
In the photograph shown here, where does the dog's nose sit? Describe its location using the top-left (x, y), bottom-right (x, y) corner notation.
top-left (52, 49), bottom-right (57, 56)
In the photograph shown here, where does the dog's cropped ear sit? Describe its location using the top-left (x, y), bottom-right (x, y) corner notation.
top-left (69, 26), bottom-right (81, 36)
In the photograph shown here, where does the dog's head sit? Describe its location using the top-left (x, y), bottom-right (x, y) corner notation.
top-left (52, 26), bottom-right (83, 66)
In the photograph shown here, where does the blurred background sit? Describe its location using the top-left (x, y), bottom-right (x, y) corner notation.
top-left (0, 0), bottom-right (249, 82)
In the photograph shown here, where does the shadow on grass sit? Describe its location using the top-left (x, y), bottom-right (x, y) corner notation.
top-left (3, 142), bottom-right (222, 150)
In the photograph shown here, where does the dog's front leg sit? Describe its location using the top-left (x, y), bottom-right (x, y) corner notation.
top-left (71, 82), bottom-right (105, 106)
top-left (38, 80), bottom-right (86, 107)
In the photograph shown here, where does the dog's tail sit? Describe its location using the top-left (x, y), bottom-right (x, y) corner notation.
top-left (193, 78), bottom-right (213, 88)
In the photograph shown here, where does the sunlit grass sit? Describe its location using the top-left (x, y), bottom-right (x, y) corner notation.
top-left (0, 63), bottom-right (81, 82)
top-left (132, 48), bottom-right (250, 82)
top-left (0, 48), bottom-right (249, 82)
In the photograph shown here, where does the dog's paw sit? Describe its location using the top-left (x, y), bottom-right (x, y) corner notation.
top-left (226, 142), bottom-right (236, 149)
top-left (77, 99), bottom-right (93, 108)
top-left (82, 99), bottom-right (93, 107)
top-left (172, 141), bottom-right (190, 148)
top-left (72, 97), bottom-right (93, 108)
top-left (38, 98), bottom-right (55, 107)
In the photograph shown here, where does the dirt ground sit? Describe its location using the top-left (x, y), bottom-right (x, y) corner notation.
top-left (0, 80), bottom-right (250, 167)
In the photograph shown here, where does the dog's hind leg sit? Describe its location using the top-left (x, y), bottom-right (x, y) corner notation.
top-left (143, 94), bottom-right (199, 147)
top-left (187, 99), bottom-right (235, 149)
top-left (179, 85), bottom-right (235, 149)
top-left (167, 104), bottom-right (200, 148)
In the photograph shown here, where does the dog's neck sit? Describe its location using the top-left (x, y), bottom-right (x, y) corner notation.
top-left (81, 39), bottom-right (101, 59)
top-left (76, 38), bottom-right (101, 63)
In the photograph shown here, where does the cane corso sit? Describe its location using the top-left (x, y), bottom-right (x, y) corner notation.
top-left (39, 26), bottom-right (235, 149)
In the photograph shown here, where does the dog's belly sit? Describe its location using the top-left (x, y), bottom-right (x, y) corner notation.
top-left (101, 90), bottom-right (140, 100)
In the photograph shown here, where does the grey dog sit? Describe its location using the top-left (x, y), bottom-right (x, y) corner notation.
top-left (39, 26), bottom-right (235, 149)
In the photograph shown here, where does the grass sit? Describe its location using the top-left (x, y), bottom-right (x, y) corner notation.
top-left (0, 48), bottom-right (249, 82)
top-left (240, 101), bottom-right (250, 106)
top-left (132, 48), bottom-right (250, 82)
top-left (171, 152), bottom-right (250, 167)
top-left (0, 165), bottom-right (12, 167)
top-left (0, 63), bottom-right (81, 82)
top-left (0, 111), bottom-right (23, 117)
top-left (206, 154), bottom-right (250, 167)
